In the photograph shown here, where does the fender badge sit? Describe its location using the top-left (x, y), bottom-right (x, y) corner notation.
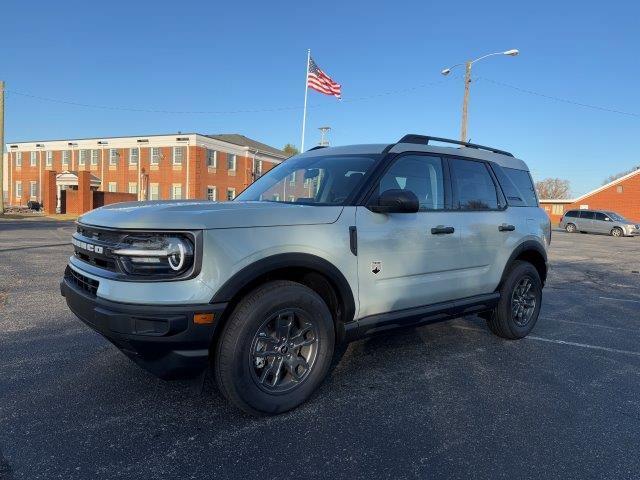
top-left (371, 261), bottom-right (381, 275)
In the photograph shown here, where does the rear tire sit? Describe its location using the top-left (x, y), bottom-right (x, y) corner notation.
top-left (487, 261), bottom-right (542, 340)
top-left (565, 223), bottom-right (576, 233)
top-left (214, 280), bottom-right (335, 416)
top-left (611, 227), bottom-right (623, 237)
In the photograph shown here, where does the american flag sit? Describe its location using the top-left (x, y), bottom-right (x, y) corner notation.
top-left (307, 57), bottom-right (342, 99)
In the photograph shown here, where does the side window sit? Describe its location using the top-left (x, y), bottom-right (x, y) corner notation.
top-left (450, 159), bottom-right (498, 210)
top-left (565, 210), bottom-right (578, 218)
top-left (594, 212), bottom-right (607, 221)
top-left (377, 155), bottom-right (445, 210)
top-left (501, 167), bottom-right (538, 206)
top-left (580, 211), bottom-right (595, 219)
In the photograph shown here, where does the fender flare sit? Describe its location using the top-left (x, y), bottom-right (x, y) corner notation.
top-left (499, 240), bottom-right (548, 286)
top-left (210, 253), bottom-right (356, 323)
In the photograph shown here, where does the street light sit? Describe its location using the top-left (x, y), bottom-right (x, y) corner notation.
top-left (441, 49), bottom-right (519, 142)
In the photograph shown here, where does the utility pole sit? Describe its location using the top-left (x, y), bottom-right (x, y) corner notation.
top-left (460, 62), bottom-right (471, 143)
top-left (0, 80), bottom-right (5, 215)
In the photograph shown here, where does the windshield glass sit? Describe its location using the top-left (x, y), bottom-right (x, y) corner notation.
top-left (236, 154), bottom-right (379, 205)
top-left (605, 211), bottom-right (627, 222)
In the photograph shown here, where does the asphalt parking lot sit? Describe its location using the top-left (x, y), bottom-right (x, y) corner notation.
top-left (1, 219), bottom-right (640, 480)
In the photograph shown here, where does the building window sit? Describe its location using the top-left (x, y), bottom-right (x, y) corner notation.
top-left (207, 149), bottom-right (217, 168)
top-left (15, 181), bottom-right (22, 197)
top-left (151, 147), bottom-right (161, 165)
top-left (173, 146), bottom-right (184, 165)
top-left (129, 148), bottom-right (139, 165)
top-left (149, 183), bottom-right (160, 200)
top-left (128, 182), bottom-right (138, 194)
top-left (30, 152), bottom-right (37, 167)
top-left (79, 149), bottom-right (89, 166)
top-left (255, 160), bottom-right (262, 176)
top-left (46, 151), bottom-right (53, 167)
top-left (288, 195), bottom-right (295, 202)
top-left (108, 182), bottom-right (117, 192)
top-left (289, 172), bottom-right (296, 185)
top-left (109, 149), bottom-right (118, 165)
top-left (30, 181), bottom-right (37, 198)
top-left (62, 151), bottom-right (70, 166)
top-left (551, 204), bottom-right (564, 215)
top-left (171, 184), bottom-right (183, 199)
top-left (227, 154), bottom-right (236, 171)
top-left (16, 152), bottom-right (22, 167)
top-left (226, 188), bottom-right (236, 201)
top-left (272, 194), bottom-right (280, 201)
top-left (91, 150), bottom-right (99, 166)
top-left (207, 186), bottom-right (217, 201)
top-left (617, 185), bottom-right (624, 193)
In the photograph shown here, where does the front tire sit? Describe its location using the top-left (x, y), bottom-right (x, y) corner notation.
top-left (611, 227), bottom-right (623, 237)
top-left (214, 280), bottom-right (335, 416)
top-left (487, 261), bottom-right (542, 339)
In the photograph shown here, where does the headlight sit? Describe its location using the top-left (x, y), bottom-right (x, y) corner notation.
top-left (113, 234), bottom-right (195, 277)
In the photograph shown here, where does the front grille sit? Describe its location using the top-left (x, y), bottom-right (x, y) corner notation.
top-left (73, 225), bottom-right (125, 273)
top-left (65, 266), bottom-right (99, 296)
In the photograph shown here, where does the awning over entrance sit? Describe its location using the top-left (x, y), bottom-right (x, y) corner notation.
top-left (56, 171), bottom-right (102, 188)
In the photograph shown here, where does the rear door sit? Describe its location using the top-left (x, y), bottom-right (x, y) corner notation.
top-left (447, 157), bottom-right (508, 297)
top-left (578, 210), bottom-right (595, 232)
top-left (355, 153), bottom-right (463, 318)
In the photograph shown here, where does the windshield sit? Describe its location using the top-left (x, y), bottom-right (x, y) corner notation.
top-left (605, 211), bottom-right (627, 222)
top-left (236, 154), bottom-right (380, 205)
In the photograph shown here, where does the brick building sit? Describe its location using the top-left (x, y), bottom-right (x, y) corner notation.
top-left (541, 168), bottom-right (640, 224)
top-left (4, 133), bottom-right (286, 214)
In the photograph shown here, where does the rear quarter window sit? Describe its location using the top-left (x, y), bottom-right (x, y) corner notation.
top-left (502, 167), bottom-right (538, 207)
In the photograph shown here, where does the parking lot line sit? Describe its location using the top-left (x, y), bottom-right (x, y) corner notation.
top-left (598, 296), bottom-right (640, 304)
top-left (453, 325), bottom-right (640, 357)
top-left (552, 318), bottom-right (640, 333)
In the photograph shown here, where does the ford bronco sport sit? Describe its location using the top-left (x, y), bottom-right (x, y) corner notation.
top-left (61, 134), bottom-right (550, 415)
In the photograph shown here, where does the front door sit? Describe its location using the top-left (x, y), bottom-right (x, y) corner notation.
top-left (578, 210), bottom-right (595, 232)
top-left (355, 154), bottom-right (463, 319)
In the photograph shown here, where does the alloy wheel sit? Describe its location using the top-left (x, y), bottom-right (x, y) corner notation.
top-left (249, 309), bottom-right (319, 393)
top-left (511, 276), bottom-right (537, 327)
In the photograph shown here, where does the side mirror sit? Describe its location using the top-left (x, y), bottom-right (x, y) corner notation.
top-left (369, 189), bottom-right (419, 214)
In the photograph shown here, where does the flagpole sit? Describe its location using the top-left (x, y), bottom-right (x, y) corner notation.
top-left (300, 48), bottom-right (311, 152)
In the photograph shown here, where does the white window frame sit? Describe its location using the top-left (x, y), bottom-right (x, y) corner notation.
top-left (108, 182), bottom-right (117, 192)
top-left (129, 148), bottom-right (139, 165)
top-left (289, 172), bottom-right (296, 185)
top-left (30, 152), bottom-right (37, 167)
top-left (46, 151), bottom-right (53, 167)
top-left (227, 154), bottom-right (236, 171)
top-left (91, 150), bottom-right (99, 166)
top-left (30, 181), bottom-right (37, 198)
top-left (151, 147), bottom-right (161, 165)
top-left (206, 186), bottom-right (217, 201)
top-left (109, 149), bottom-right (118, 166)
top-left (128, 182), bottom-right (138, 194)
top-left (149, 183), bottom-right (160, 200)
top-left (16, 152), bottom-right (22, 167)
top-left (207, 149), bottom-right (217, 168)
top-left (16, 181), bottom-right (22, 197)
top-left (79, 149), bottom-right (89, 166)
top-left (226, 188), bottom-right (236, 201)
top-left (173, 147), bottom-right (184, 165)
top-left (62, 150), bottom-right (70, 166)
top-left (171, 183), bottom-right (183, 199)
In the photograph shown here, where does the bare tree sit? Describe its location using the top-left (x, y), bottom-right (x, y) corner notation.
top-left (535, 178), bottom-right (571, 199)
top-left (603, 166), bottom-right (640, 185)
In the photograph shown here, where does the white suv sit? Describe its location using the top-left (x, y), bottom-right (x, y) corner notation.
top-left (61, 134), bottom-right (550, 415)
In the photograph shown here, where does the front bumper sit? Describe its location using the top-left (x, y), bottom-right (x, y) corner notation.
top-left (61, 274), bottom-right (227, 379)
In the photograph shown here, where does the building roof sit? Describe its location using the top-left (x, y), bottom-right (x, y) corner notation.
top-left (539, 198), bottom-right (575, 203)
top-left (207, 134), bottom-right (286, 158)
top-left (571, 167), bottom-right (640, 203)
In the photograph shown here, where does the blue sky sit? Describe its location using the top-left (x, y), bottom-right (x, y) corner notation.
top-left (1, 0), bottom-right (638, 196)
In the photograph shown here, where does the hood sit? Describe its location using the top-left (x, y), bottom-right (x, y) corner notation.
top-left (79, 201), bottom-right (344, 230)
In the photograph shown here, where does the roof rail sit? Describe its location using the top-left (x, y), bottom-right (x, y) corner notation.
top-left (397, 134), bottom-right (514, 157)
top-left (307, 145), bottom-right (328, 151)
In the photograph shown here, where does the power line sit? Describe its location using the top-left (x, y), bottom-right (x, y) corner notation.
top-left (477, 76), bottom-right (640, 118)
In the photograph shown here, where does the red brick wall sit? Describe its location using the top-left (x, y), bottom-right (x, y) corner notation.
top-left (565, 172), bottom-right (640, 223)
top-left (94, 191), bottom-right (137, 208)
top-left (8, 144), bottom-right (282, 209)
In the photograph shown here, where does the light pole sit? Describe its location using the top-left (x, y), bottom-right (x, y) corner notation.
top-left (441, 49), bottom-right (519, 142)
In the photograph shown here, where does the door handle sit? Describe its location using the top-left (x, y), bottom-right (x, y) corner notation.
top-left (498, 224), bottom-right (516, 232)
top-left (431, 226), bottom-right (455, 235)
